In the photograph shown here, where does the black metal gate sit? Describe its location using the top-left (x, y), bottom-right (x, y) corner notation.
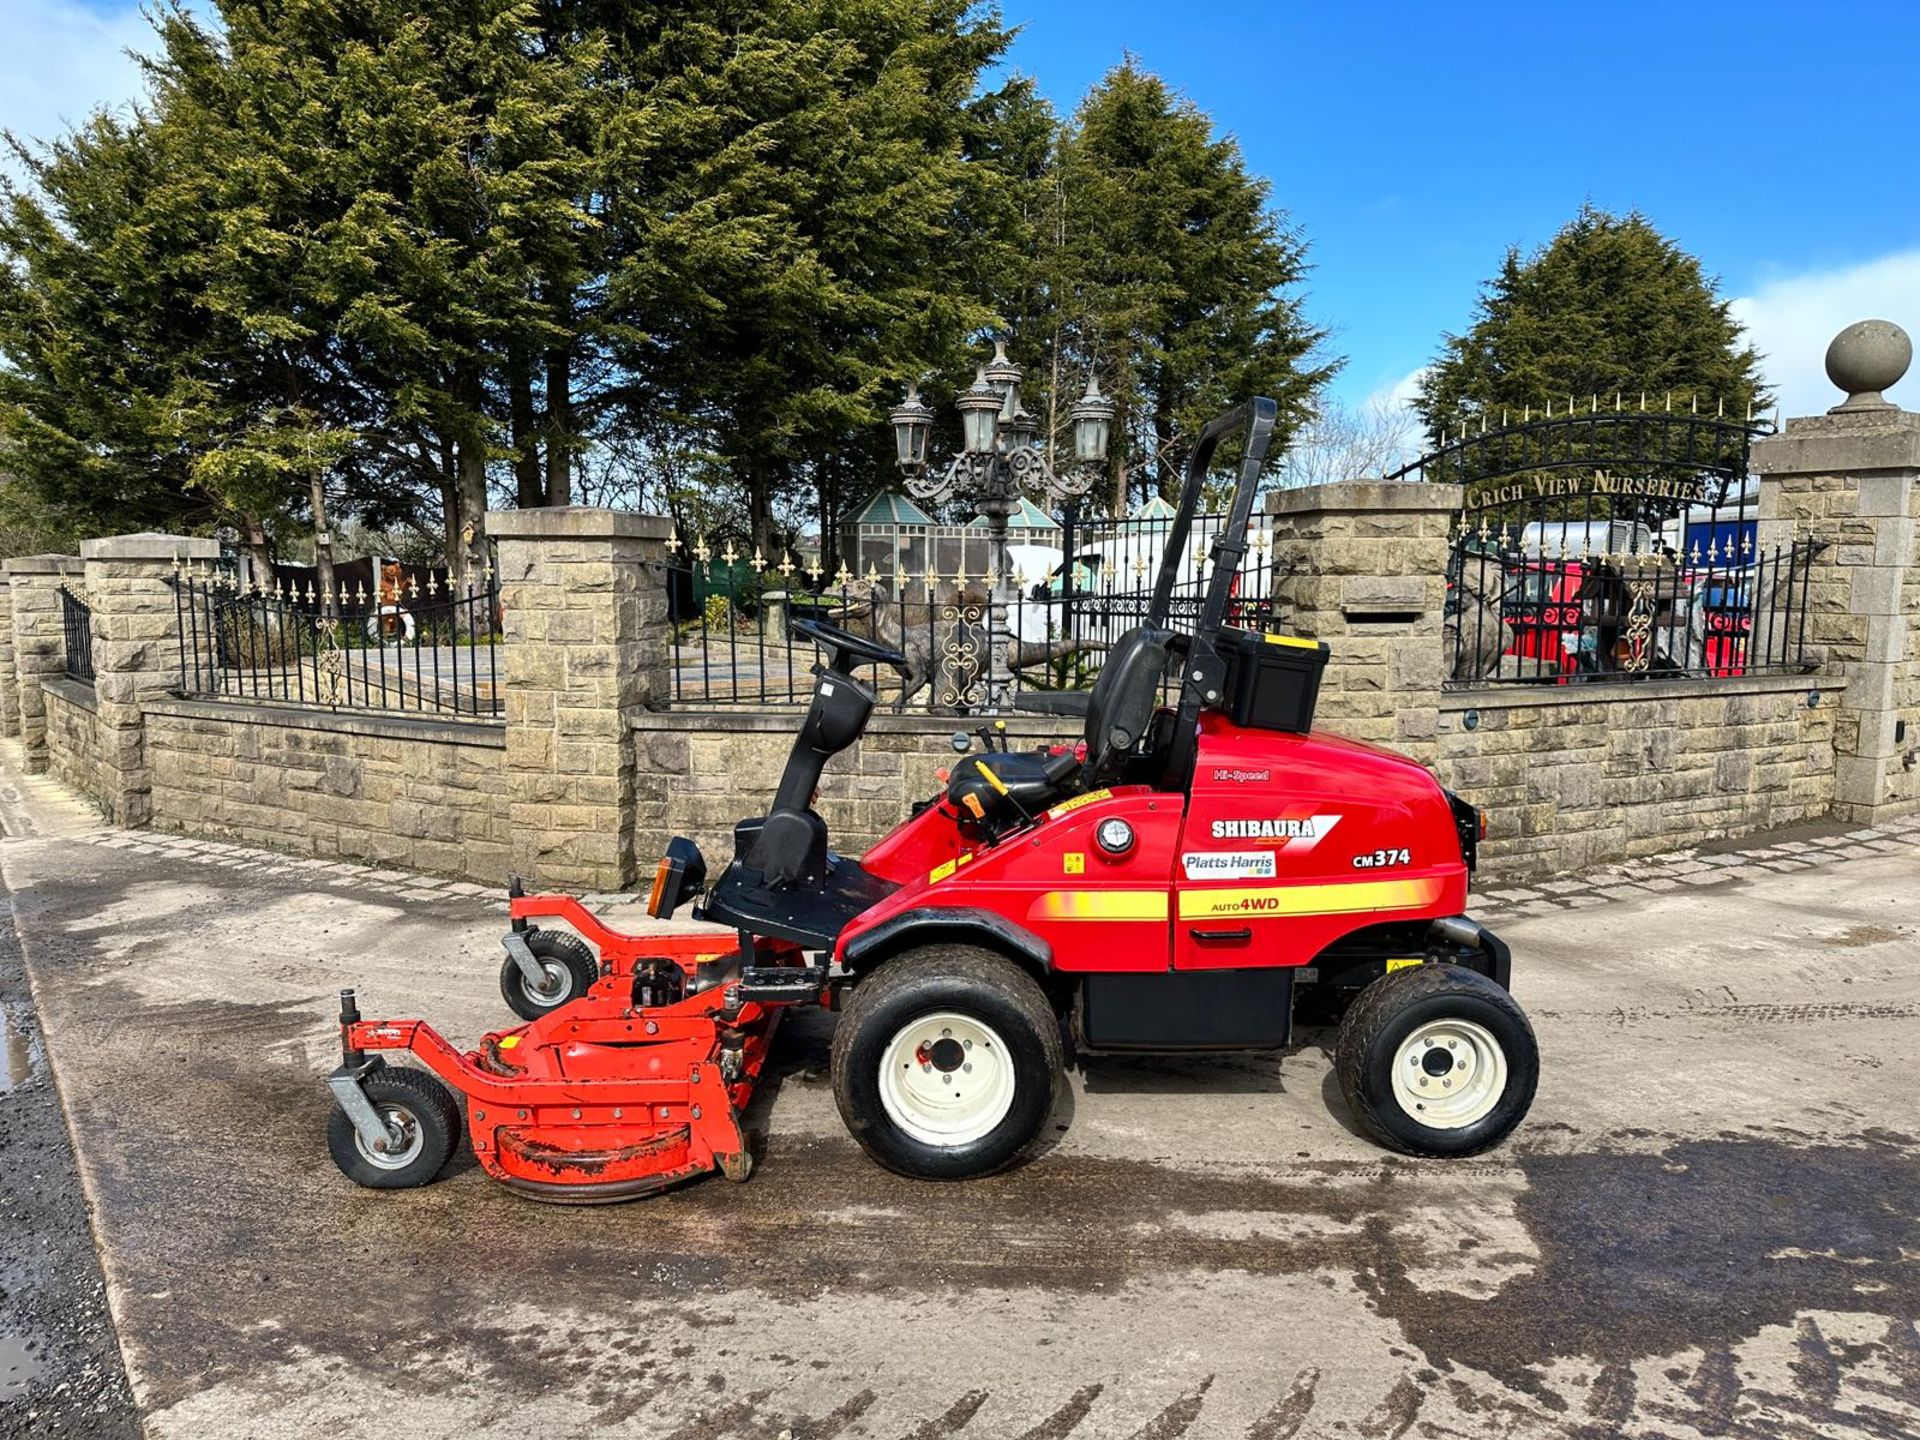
top-left (1385, 400), bottom-right (1820, 686)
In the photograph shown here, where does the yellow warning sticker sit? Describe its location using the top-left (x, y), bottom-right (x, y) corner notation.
top-left (1386, 957), bottom-right (1423, 973)
top-left (928, 852), bottom-right (974, 884)
top-left (1064, 852), bottom-right (1086, 875)
top-left (1047, 788), bottom-right (1113, 820)
top-left (497, 1034), bottom-right (521, 1050)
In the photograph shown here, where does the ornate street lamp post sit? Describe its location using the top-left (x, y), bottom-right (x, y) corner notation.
top-left (890, 341), bottom-right (1114, 707)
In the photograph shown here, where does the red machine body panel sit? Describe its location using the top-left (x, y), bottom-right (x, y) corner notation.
top-left (840, 712), bottom-right (1469, 977)
top-left (841, 787), bottom-right (1181, 973)
top-left (1173, 713), bottom-right (1468, 969)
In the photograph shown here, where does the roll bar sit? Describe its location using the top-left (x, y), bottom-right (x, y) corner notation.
top-left (1152, 396), bottom-right (1280, 790)
top-left (1148, 397), bottom-right (1279, 629)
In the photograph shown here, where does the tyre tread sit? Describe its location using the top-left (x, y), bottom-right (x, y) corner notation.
top-left (498, 927), bottom-right (599, 1020)
top-left (1335, 963), bottom-right (1536, 1158)
top-left (327, 1064), bottom-right (463, 1189)
top-left (832, 944), bottom-right (1062, 1179)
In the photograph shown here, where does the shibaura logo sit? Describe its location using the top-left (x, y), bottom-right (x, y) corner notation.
top-left (1208, 809), bottom-right (1341, 854)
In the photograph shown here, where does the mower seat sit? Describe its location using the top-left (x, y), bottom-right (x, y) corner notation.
top-left (947, 751), bottom-right (1080, 825)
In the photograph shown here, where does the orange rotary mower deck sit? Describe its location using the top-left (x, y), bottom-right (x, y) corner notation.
top-left (334, 897), bottom-right (814, 1202)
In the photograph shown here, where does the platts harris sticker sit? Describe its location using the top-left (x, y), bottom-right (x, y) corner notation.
top-left (1181, 851), bottom-right (1277, 880)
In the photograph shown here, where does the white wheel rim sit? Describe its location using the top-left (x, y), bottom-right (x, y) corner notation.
top-left (355, 1102), bottom-right (425, 1171)
top-left (1390, 1018), bottom-right (1508, 1130)
top-left (877, 1011), bottom-right (1017, 1148)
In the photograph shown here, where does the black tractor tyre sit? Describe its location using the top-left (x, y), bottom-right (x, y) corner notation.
top-left (1334, 962), bottom-right (1538, 1158)
top-left (327, 1065), bottom-right (463, 1190)
top-left (831, 945), bottom-right (1063, 1181)
top-left (498, 927), bottom-right (600, 1021)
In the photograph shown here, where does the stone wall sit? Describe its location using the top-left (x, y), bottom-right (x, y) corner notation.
top-left (492, 508), bottom-right (672, 891)
top-left (42, 677), bottom-right (104, 809)
top-left (1433, 675), bottom-right (1846, 879)
top-left (1752, 408), bottom-right (1920, 821)
top-left (145, 700), bottom-right (510, 880)
top-left (5, 554), bottom-right (81, 774)
top-left (0, 580), bottom-right (18, 738)
top-left (1266, 481), bottom-right (1458, 766)
top-left (632, 711), bottom-right (1078, 868)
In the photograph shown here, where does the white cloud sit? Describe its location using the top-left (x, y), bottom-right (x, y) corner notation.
top-left (1732, 250), bottom-right (1920, 418)
top-left (0, 1), bottom-right (160, 181)
top-left (1366, 365), bottom-right (1428, 417)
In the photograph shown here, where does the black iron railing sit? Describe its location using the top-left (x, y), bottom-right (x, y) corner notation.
top-left (58, 586), bottom-right (94, 683)
top-left (169, 568), bottom-right (502, 717)
top-left (1446, 534), bottom-right (1821, 686)
top-left (663, 512), bottom-right (1281, 712)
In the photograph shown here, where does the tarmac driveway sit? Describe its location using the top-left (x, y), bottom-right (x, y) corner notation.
top-left (2, 749), bottom-right (1918, 1438)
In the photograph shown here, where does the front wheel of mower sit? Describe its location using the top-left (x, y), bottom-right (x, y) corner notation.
top-left (327, 1065), bottom-right (462, 1190)
top-left (831, 946), bottom-right (1063, 1181)
top-left (1335, 963), bottom-right (1537, 1158)
top-left (499, 928), bottom-right (599, 1021)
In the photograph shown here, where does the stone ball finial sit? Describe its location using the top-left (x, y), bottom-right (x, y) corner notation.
top-left (1825, 319), bottom-right (1910, 412)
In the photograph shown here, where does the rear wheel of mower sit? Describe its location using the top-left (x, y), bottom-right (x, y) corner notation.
top-left (1334, 963), bottom-right (1537, 1158)
top-left (499, 928), bottom-right (599, 1021)
top-left (326, 1065), bottom-right (462, 1190)
top-left (831, 946), bottom-right (1062, 1180)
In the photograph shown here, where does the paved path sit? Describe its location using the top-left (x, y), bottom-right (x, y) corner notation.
top-left (1, 741), bottom-right (1918, 1438)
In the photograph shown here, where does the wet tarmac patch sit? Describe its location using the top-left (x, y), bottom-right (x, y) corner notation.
top-left (1368, 1136), bottom-right (1920, 1414)
top-left (0, 1329), bottom-right (48, 1398)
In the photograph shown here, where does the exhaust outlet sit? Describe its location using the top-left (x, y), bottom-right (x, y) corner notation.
top-left (1429, 915), bottom-right (1487, 952)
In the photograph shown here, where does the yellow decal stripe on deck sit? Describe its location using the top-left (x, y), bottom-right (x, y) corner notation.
top-left (1046, 788), bottom-right (1113, 819)
top-left (1030, 891), bottom-right (1169, 922)
top-left (1177, 877), bottom-right (1443, 919)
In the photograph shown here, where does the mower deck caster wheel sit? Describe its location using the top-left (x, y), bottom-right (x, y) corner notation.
top-left (832, 944), bottom-right (1062, 1181)
top-left (1334, 962), bottom-right (1538, 1158)
top-left (327, 1065), bottom-right (463, 1190)
top-left (499, 928), bottom-right (599, 1021)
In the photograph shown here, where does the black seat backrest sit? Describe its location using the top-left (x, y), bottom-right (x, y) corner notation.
top-left (1083, 626), bottom-right (1172, 785)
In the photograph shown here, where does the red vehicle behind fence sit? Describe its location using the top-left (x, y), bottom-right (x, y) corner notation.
top-left (1497, 559), bottom-right (1751, 680)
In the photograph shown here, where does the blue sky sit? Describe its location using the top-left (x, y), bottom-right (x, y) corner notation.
top-left (7, 0), bottom-right (1918, 418)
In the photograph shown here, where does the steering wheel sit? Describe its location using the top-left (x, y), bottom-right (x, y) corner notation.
top-left (791, 614), bottom-right (910, 674)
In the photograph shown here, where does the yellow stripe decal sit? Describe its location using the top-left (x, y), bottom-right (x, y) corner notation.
top-left (1030, 891), bottom-right (1169, 922)
top-left (1177, 877), bottom-right (1443, 920)
top-left (1261, 633), bottom-right (1321, 649)
top-left (1046, 787), bottom-right (1112, 819)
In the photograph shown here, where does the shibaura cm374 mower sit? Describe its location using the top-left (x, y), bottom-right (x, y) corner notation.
top-left (325, 398), bottom-right (1538, 1203)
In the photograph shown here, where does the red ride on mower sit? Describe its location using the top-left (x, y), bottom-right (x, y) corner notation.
top-left (325, 399), bottom-right (1537, 1202)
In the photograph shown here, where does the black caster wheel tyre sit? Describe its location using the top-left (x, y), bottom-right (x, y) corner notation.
top-left (831, 945), bottom-right (1063, 1181)
top-left (1335, 962), bottom-right (1538, 1158)
top-left (499, 927), bottom-right (599, 1021)
top-left (327, 1065), bottom-right (462, 1190)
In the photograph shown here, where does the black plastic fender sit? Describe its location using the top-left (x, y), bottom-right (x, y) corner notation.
top-left (839, 906), bottom-right (1053, 975)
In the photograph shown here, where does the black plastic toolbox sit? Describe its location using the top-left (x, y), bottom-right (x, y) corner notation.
top-left (1216, 627), bottom-right (1329, 733)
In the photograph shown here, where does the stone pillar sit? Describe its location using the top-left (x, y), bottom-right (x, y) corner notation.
top-left (81, 532), bottom-right (222, 825)
top-left (0, 578), bottom-right (18, 738)
top-left (490, 507), bottom-right (673, 890)
top-left (4, 554), bottom-right (82, 773)
top-left (1750, 320), bottom-right (1919, 823)
top-left (1265, 481), bottom-right (1460, 765)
